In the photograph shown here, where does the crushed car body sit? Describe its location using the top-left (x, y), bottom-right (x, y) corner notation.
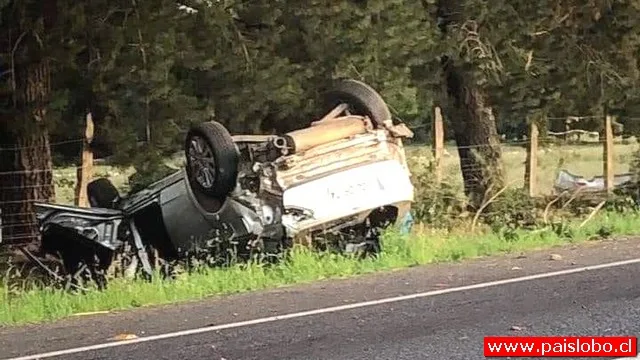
top-left (24, 79), bottom-right (415, 287)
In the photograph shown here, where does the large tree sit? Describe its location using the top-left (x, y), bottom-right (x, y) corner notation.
top-left (422, 0), bottom-right (505, 209)
top-left (0, 0), bottom-right (64, 248)
top-left (414, 0), bottom-right (640, 206)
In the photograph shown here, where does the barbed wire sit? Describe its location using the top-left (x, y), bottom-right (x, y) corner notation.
top-left (412, 139), bottom-right (625, 150)
top-left (0, 199), bottom-right (46, 205)
top-left (546, 115), bottom-right (603, 120)
top-left (0, 222), bottom-right (39, 230)
top-left (0, 173), bottom-right (628, 246)
top-left (1, 211), bottom-right (43, 218)
top-left (0, 141), bottom-right (622, 177)
top-left (0, 141), bottom-right (624, 177)
top-left (409, 114), bottom-right (640, 126)
top-left (1, 234), bottom-right (39, 244)
top-left (0, 118), bottom-right (634, 153)
top-left (0, 138), bottom-right (85, 151)
top-left (0, 115), bottom-right (635, 249)
top-left (0, 167), bottom-right (122, 176)
top-left (0, 128), bottom-right (632, 209)
top-left (0, 184), bottom-right (62, 191)
top-left (548, 115), bottom-right (640, 121)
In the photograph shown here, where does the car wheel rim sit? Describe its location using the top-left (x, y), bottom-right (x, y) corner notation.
top-left (188, 135), bottom-right (216, 189)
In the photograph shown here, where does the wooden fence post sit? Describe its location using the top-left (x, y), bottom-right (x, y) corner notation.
top-left (75, 112), bottom-right (95, 207)
top-left (433, 106), bottom-right (444, 184)
top-left (525, 120), bottom-right (539, 197)
top-left (604, 114), bottom-right (614, 193)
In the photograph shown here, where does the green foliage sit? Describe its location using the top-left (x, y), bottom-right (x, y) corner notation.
top-left (126, 146), bottom-right (176, 193)
top-left (5, 0), bottom-right (640, 199)
top-left (406, 155), bottom-right (469, 228)
top-left (483, 188), bottom-right (541, 231)
top-left (617, 147), bottom-right (640, 208)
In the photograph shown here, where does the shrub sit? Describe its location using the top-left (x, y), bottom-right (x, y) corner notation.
top-left (406, 154), bottom-right (469, 229)
top-left (481, 188), bottom-right (541, 230)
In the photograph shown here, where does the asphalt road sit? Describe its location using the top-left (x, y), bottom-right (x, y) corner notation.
top-left (2, 237), bottom-right (640, 360)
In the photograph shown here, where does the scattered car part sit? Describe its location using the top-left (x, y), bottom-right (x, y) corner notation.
top-left (274, 116), bottom-right (371, 154)
top-left (553, 169), bottom-right (634, 194)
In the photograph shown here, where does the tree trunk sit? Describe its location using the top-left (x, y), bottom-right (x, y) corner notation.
top-left (1, 1), bottom-right (58, 250)
top-left (442, 58), bottom-right (504, 209)
top-left (0, 61), bottom-right (55, 249)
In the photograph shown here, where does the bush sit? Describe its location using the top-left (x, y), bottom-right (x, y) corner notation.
top-left (407, 154), bottom-right (469, 229)
top-left (481, 188), bottom-right (541, 230)
top-left (127, 148), bottom-right (177, 193)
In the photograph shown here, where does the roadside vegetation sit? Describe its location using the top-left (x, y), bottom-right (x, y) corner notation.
top-left (0, 208), bottom-right (640, 325)
top-left (2, 209), bottom-right (638, 326)
top-left (3, 140), bottom-right (640, 326)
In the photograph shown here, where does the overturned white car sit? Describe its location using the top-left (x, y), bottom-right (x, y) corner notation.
top-left (31, 79), bottom-right (415, 286)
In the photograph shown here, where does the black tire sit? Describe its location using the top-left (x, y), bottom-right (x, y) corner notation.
top-left (185, 121), bottom-right (239, 199)
top-left (322, 79), bottom-right (393, 127)
top-left (87, 178), bottom-right (120, 209)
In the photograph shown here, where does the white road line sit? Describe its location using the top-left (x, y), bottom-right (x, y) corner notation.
top-left (4, 257), bottom-right (640, 360)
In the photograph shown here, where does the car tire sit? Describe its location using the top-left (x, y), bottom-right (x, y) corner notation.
top-left (322, 79), bottom-right (393, 128)
top-left (185, 121), bottom-right (239, 199)
top-left (87, 178), bottom-right (120, 209)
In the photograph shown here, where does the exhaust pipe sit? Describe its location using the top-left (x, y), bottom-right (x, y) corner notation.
top-left (276, 117), bottom-right (370, 154)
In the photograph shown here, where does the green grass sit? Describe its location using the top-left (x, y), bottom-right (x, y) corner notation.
top-left (2, 210), bottom-right (639, 327)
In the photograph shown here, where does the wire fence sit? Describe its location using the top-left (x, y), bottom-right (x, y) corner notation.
top-left (0, 138), bottom-right (85, 151)
top-left (417, 114), bottom-right (638, 191)
top-left (1, 114), bottom-right (639, 246)
top-left (409, 139), bottom-right (633, 190)
top-left (0, 137), bottom-right (123, 246)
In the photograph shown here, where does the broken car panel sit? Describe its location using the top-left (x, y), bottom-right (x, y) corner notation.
top-left (553, 169), bottom-right (634, 194)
